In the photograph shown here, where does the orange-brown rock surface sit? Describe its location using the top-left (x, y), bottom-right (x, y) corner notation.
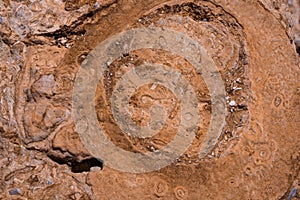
top-left (0, 0), bottom-right (299, 199)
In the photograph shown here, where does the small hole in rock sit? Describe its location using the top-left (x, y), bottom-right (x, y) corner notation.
top-left (71, 158), bottom-right (104, 173)
top-left (294, 40), bottom-right (300, 55)
top-left (47, 154), bottom-right (103, 173)
top-left (296, 46), bottom-right (300, 55)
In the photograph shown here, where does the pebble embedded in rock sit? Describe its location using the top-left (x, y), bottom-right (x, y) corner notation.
top-left (9, 188), bottom-right (21, 195)
top-left (229, 100), bottom-right (237, 107)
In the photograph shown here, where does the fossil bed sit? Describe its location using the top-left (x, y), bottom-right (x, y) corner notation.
top-left (0, 0), bottom-right (300, 199)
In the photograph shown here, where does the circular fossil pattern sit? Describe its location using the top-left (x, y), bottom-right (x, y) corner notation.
top-left (73, 27), bottom-right (228, 173)
top-left (152, 177), bottom-right (169, 197)
top-left (79, 1), bottom-right (299, 199)
top-left (174, 186), bottom-right (189, 200)
top-left (71, 0), bottom-right (299, 198)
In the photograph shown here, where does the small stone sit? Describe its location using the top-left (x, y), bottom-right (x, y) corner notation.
top-left (93, 2), bottom-right (99, 9)
top-left (106, 60), bottom-right (112, 67)
top-left (47, 179), bottom-right (53, 185)
top-left (90, 166), bottom-right (102, 172)
top-left (288, 187), bottom-right (297, 200)
top-left (229, 100), bottom-right (237, 107)
top-left (60, 37), bottom-right (67, 45)
top-left (0, 17), bottom-right (6, 24)
top-left (9, 188), bottom-right (21, 195)
top-left (150, 146), bottom-right (156, 151)
top-left (236, 78), bottom-right (242, 83)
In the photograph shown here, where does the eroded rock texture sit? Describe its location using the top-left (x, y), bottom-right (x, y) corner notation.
top-left (0, 0), bottom-right (299, 199)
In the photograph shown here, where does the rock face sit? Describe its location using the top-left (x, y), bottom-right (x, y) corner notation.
top-left (0, 0), bottom-right (299, 199)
